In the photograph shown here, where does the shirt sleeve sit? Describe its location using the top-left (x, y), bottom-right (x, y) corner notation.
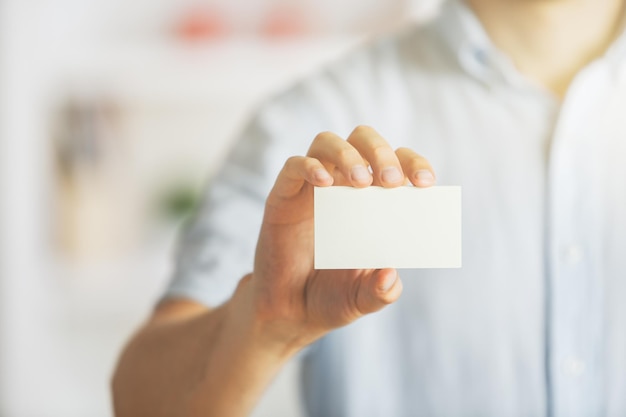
top-left (162, 110), bottom-right (280, 307)
top-left (162, 85), bottom-right (348, 307)
top-left (161, 42), bottom-right (379, 307)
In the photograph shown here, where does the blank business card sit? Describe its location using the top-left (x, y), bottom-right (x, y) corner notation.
top-left (314, 186), bottom-right (462, 269)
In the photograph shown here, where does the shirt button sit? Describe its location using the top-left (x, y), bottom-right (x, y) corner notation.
top-left (563, 244), bottom-right (583, 265)
top-left (563, 357), bottom-right (586, 377)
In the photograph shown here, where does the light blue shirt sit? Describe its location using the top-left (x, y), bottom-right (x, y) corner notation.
top-left (165, 1), bottom-right (626, 415)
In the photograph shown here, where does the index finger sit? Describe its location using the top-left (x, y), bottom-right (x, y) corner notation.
top-left (307, 131), bottom-right (373, 187)
top-left (346, 126), bottom-right (404, 187)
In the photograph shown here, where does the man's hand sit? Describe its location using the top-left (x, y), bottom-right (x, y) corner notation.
top-left (112, 125), bottom-right (436, 417)
top-left (249, 125), bottom-right (436, 351)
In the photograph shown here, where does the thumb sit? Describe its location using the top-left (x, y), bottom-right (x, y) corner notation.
top-left (354, 268), bottom-right (403, 316)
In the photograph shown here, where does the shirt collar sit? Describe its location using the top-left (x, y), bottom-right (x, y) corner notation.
top-left (607, 11), bottom-right (626, 59)
top-left (605, 17), bottom-right (626, 82)
top-left (435, 0), bottom-right (626, 86)
top-left (434, 0), bottom-right (523, 86)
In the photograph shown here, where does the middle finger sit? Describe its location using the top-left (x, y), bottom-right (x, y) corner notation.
top-left (347, 126), bottom-right (404, 187)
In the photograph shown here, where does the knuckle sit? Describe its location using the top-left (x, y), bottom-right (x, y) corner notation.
top-left (370, 144), bottom-right (392, 161)
top-left (337, 147), bottom-right (358, 163)
top-left (396, 148), bottom-right (430, 168)
top-left (351, 124), bottom-right (375, 136)
top-left (236, 273), bottom-right (254, 293)
top-left (313, 131), bottom-right (335, 144)
top-left (284, 155), bottom-right (301, 168)
top-left (303, 157), bottom-right (319, 171)
top-left (378, 291), bottom-right (395, 305)
top-left (395, 146), bottom-right (411, 154)
top-left (285, 155), bottom-right (300, 164)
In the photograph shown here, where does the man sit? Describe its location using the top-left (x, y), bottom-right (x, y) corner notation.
top-left (112, 0), bottom-right (626, 415)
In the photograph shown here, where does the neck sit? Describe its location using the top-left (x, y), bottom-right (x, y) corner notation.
top-left (465, 0), bottom-right (626, 98)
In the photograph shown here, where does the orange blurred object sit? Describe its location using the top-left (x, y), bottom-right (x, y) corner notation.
top-left (175, 6), bottom-right (229, 41)
top-left (262, 4), bottom-right (310, 37)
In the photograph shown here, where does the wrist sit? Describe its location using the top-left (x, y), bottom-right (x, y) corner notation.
top-left (227, 274), bottom-right (318, 359)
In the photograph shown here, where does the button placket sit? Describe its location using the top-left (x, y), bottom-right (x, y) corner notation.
top-left (563, 357), bottom-right (586, 377)
top-left (545, 64), bottom-right (608, 417)
top-left (562, 244), bottom-right (584, 266)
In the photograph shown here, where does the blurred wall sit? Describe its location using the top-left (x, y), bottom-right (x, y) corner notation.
top-left (0, 0), bottom-right (57, 413)
top-left (0, 0), bottom-right (442, 416)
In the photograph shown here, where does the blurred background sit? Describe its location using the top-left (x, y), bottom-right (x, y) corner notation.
top-left (0, 0), bottom-right (441, 415)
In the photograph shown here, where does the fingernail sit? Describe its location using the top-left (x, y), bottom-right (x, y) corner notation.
top-left (313, 169), bottom-right (331, 183)
top-left (381, 167), bottom-right (403, 184)
top-left (415, 170), bottom-right (435, 186)
top-left (351, 165), bottom-right (370, 183)
top-left (381, 272), bottom-right (398, 292)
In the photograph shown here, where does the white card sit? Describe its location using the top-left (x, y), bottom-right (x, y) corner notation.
top-left (314, 186), bottom-right (462, 269)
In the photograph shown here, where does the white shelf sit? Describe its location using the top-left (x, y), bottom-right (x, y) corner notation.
top-left (49, 36), bottom-right (362, 104)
